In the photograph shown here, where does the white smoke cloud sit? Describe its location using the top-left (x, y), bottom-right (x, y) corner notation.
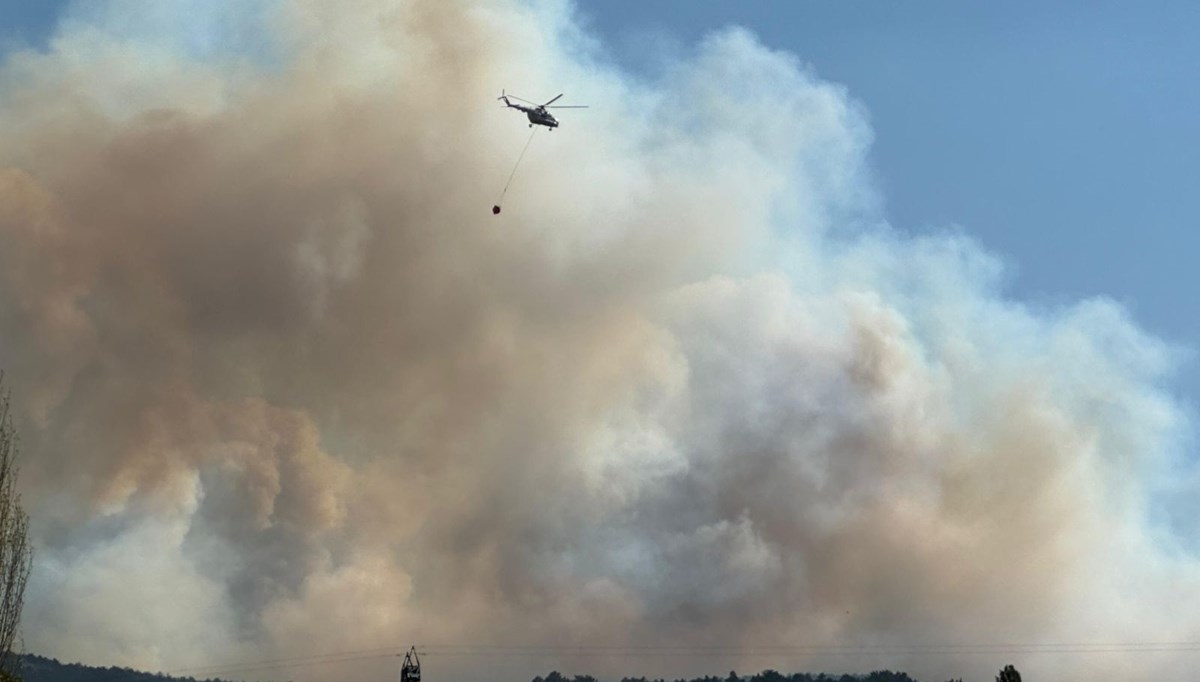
top-left (0, 1), bottom-right (1196, 682)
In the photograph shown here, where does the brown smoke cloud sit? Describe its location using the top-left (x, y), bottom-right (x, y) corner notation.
top-left (1, 1), bottom-right (1197, 681)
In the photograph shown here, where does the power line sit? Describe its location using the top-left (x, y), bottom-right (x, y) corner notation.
top-left (168, 649), bottom-right (401, 677)
top-left (166, 641), bottom-right (1200, 677)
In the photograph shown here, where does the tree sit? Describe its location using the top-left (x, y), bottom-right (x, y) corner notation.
top-left (994, 665), bottom-right (1021, 682)
top-left (0, 376), bottom-right (32, 681)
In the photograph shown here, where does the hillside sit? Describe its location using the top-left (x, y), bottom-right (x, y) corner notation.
top-left (17, 655), bottom-right (238, 682)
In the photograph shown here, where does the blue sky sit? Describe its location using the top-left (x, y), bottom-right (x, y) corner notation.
top-left (0, 0), bottom-right (59, 48)
top-left (578, 0), bottom-right (1200, 410)
top-left (3, 0), bottom-right (1197, 406)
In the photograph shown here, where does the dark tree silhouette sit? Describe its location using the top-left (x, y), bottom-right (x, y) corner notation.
top-left (994, 665), bottom-right (1021, 682)
top-left (0, 378), bottom-right (32, 682)
top-left (536, 669), bottom-right (961, 682)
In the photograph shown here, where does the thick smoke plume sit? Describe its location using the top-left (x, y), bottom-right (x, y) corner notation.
top-left (0, 1), bottom-right (1196, 681)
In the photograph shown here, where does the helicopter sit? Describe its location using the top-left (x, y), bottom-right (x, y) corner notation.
top-left (498, 91), bottom-right (587, 129)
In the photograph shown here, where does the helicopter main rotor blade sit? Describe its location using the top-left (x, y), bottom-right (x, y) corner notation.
top-left (542, 93), bottom-right (564, 106)
top-left (547, 105), bottom-right (588, 109)
top-left (504, 93), bottom-right (540, 105)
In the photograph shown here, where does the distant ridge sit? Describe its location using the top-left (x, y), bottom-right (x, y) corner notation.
top-left (16, 654), bottom-right (957, 682)
top-left (17, 655), bottom-right (240, 682)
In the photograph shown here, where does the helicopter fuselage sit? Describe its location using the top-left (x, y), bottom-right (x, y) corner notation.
top-left (525, 108), bottom-right (559, 128)
top-left (501, 98), bottom-right (559, 129)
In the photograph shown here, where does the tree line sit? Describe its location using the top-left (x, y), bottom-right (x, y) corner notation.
top-left (533, 663), bottom-right (1021, 682)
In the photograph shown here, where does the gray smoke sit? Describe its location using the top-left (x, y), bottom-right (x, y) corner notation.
top-left (0, 1), bottom-right (1196, 681)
